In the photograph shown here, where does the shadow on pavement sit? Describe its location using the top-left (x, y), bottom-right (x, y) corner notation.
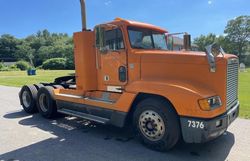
top-left (1, 110), bottom-right (235, 161)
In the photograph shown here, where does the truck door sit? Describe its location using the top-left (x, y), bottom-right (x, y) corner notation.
top-left (96, 27), bottom-right (128, 92)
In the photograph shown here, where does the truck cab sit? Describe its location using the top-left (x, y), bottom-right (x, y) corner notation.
top-left (19, 17), bottom-right (239, 151)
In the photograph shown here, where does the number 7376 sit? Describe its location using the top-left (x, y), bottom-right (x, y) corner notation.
top-left (188, 120), bottom-right (205, 129)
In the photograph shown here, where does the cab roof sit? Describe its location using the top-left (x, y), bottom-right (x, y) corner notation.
top-left (106, 18), bottom-right (168, 33)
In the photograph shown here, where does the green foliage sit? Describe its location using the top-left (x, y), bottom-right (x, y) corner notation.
top-left (16, 42), bottom-right (35, 66)
top-left (0, 30), bottom-right (74, 68)
top-left (65, 51), bottom-right (75, 70)
top-left (9, 65), bottom-right (20, 71)
top-left (42, 58), bottom-right (67, 70)
top-left (65, 59), bottom-right (75, 70)
top-left (36, 65), bottom-right (43, 70)
top-left (15, 60), bottom-right (31, 71)
top-left (224, 16), bottom-right (250, 62)
top-left (0, 34), bottom-right (20, 62)
top-left (0, 66), bottom-right (10, 71)
top-left (194, 16), bottom-right (250, 62)
top-left (194, 34), bottom-right (241, 55)
top-left (0, 62), bottom-right (19, 71)
top-left (0, 62), bottom-right (4, 69)
top-left (245, 55), bottom-right (250, 67)
top-left (193, 33), bottom-right (217, 51)
top-left (0, 62), bottom-right (8, 71)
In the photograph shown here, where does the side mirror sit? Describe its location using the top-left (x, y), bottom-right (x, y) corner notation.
top-left (205, 43), bottom-right (225, 72)
top-left (207, 43), bottom-right (225, 57)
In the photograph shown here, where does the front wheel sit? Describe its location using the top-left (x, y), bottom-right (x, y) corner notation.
top-left (133, 97), bottom-right (180, 151)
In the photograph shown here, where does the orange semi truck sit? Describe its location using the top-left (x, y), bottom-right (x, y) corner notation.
top-left (19, 0), bottom-right (239, 151)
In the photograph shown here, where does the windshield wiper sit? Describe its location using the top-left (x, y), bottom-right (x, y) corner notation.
top-left (133, 46), bottom-right (145, 49)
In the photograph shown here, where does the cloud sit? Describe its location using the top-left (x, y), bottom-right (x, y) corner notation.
top-left (208, 0), bottom-right (212, 5)
top-left (104, 0), bottom-right (112, 6)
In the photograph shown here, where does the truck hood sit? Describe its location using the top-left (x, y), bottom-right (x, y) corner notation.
top-left (131, 49), bottom-right (238, 117)
top-left (134, 50), bottom-right (235, 65)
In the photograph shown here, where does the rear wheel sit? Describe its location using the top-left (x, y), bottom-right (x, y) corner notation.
top-left (34, 83), bottom-right (44, 90)
top-left (19, 85), bottom-right (38, 113)
top-left (37, 86), bottom-right (57, 118)
top-left (133, 97), bottom-right (180, 151)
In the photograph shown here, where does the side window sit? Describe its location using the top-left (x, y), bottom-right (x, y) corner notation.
top-left (105, 29), bottom-right (124, 51)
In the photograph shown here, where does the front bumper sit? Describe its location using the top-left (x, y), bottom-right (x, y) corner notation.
top-left (180, 101), bottom-right (239, 143)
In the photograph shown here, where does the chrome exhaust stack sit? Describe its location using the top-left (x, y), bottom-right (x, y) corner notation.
top-left (80, 0), bottom-right (87, 31)
top-left (183, 33), bottom-right (191, 51)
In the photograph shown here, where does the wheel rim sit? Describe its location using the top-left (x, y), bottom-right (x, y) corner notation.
top-left (22, 91), bottom-right (31, 107)
top-left (139, 110), bottom-right (165, 141)
top-left (39, 93), bottom-right (49, 112)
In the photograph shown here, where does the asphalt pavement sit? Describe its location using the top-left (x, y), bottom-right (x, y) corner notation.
top-left (0, 85), bottom-right (250, 161)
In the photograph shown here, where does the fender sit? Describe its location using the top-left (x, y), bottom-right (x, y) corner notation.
top-left (125, 80), bottom-right (225, 118)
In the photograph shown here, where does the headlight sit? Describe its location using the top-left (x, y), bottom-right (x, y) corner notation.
top-left (198, 96), bottom-right (222, 111)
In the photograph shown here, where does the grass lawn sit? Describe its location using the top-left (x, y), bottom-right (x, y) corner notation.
top-left (0, 69), bottom-right (249, 119)
top-left (0, 70), bottom-right (74, 87)
top-left (239, 68), bottom-right (250, 119)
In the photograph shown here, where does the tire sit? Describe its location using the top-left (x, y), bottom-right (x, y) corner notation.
top-left (37, 86), bottom-right (57, 118)
top-left (133, 97), bottom-right (180, 151)
top-left (19, 85), bottom-right (38, 113)
top-left (34, 83), bottom-right (44, 90)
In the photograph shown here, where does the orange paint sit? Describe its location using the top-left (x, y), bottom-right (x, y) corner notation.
top-left (53, 18), bottom-right (238, 119)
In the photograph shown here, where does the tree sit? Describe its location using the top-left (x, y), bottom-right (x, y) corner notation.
top-left (16, 42), bottom-right (35, 66)
top-left (224, 16), bottom-right (250, 62)
top-left (215, 35), bottom-right (237, 54)
top-left (0, 29), bottom-right (74, 68)
top-left (0, 34), bottom-right (20, 62)
top-left (193, 33), bottom-right (217, 51)
top-left (194, 35), bottom-right (238, 54)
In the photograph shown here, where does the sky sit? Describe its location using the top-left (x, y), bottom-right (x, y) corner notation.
top-left (0, 0), bottom-right (249, 38)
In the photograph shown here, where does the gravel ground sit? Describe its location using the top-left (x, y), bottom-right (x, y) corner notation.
top-left (0, 85), bottom-right (250, 161)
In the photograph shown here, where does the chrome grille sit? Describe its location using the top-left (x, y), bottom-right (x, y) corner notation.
top-left (226, 58), bottom-right (239, 110)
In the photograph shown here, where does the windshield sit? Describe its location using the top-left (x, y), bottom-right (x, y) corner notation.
top-left (128, 26), bottom-right (168, 50)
